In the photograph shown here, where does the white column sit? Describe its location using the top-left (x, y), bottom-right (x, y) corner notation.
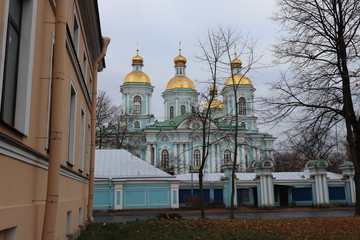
top-left (174, 143), bottom-right (178, 173)
top-left (322, 174), bottom-right (329, 203)
top-left (114, 184), bottom-right (123, 210)
top-left (241, 145), bottom-right (245, 170)
top-left (184, 143), bottom-right (188, 172)
top-left (211, 144), bottom-right (215, 172)
top-left (170, 184), bottom-right (179, 208)
top-left (154, 144), bottom-right (157, 166)
top-left (350, 176), bottom-right (356, 203)
top-left (149, 94), bottom-right (152, 114)
top-left (267, 175), bottom-right (274, 205)
top-left (216, 144), bottom-right (220, 172)
top-left (146, 144), bottom-right (151, 164)
top-left (260, 176), bottom-right (265, 205)
top-left (175, 98), bottom-right (179, 117)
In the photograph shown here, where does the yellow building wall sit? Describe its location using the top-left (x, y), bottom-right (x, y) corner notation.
top-left (0, 0), bottom-right (102, 239)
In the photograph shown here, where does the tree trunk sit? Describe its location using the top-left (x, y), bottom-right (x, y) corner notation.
top-left (199, 168), bottom-right (205, 218)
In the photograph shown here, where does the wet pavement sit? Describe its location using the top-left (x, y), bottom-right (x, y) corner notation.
top-left (94, 208), bottom-right (355, 222)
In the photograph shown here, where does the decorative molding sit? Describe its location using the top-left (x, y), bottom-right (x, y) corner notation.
top-left (60, 165), bottom-right (89, 183)
top-left (0, 132), bottom-right (49, 169)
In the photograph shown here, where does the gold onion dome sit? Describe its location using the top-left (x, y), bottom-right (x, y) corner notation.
top-left (124, 71), bottom-right (151, 84)
top-left (174, 49), bottom-right (187, 65)
top-left (132, 49), bottom-right (144, 64)
top-left (225, 74), bottom-right (252, 86)
top-left (124, 49), bottom-right (151, 84)
top-left (166, 76), bottom-right (196, 90)
top-left (205, 99), bottom-right (224, 109)
top-left (231, 52), bottom-right (242, 68)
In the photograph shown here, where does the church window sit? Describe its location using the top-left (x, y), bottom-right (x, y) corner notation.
top-left (133, 96), bottom-right (141, 114)
top-left (224, 150), bottom-right (231, 163)
top-left (239, 97), bottom-right (246, 115)
top-left (169, 106), bottom-right (174, 118)
top-left (193, 149), bottom-right (201, 166)
top-left (134, 120), bottom-right (140, 129)
top-left (161, 149), bottom-right (170, 168)
top-left (240, 122), bottom-right (246, 128)
top-left (181, 105), bottom-right (186, 115)
top-left (192, 123), bottom-right (200, 129)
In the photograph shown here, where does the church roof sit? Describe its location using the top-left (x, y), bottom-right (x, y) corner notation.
top-left (95, 149), bottom-right (173, 179)
top-left (147, 114), bottom-right (191, 129)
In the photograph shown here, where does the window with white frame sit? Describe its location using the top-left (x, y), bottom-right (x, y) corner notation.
top-left (134, 120), bottom-right (140, 129)
top-left (169, 106), bottom-right (174, 118)
top-left (180, 105), bottom-right (186, 115)
top-left (193, 149), bottom-right (201, 166)
top-left (161, 149), bottom-right (170, 168)
top-left (133, 96), bottom-right (141, 114)
top-left (224, 150), bottom-right (231, 163)
top-left (0, 0), bottom-right (36, 134)
top-left (68, 84), bottom-right (77, 165)
top-left (239, 97), bottom-right (246, 115)
top-left (73, 7), bottom-right (79, 53)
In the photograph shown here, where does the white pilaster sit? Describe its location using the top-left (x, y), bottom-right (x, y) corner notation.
top-left (114, 184), bottom-right (123, 210)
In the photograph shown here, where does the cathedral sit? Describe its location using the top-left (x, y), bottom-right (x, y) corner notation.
top-left (119, 49), bottom-right (276, 174)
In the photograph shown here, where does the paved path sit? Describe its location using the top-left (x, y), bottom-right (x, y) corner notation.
top-left (94, 208), bottom-right (355, 222)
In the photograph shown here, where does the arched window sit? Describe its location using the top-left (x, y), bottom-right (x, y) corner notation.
top-left (133, 96), bottom-right (141, 114)
top-left (239, 97), bottom-right (246, 115)
top-left (193, 149), bottom-right (201, 166)
top-left (224, 150), bottom-right (231, 163)
top-left (161, 149), bottom-right (170, 168)
top-left (170, 106), bottom-right (174, 118)
top-left (181, 105), bottom-right (186, 115)
top-left (134, 120), bottom-right (140, 129)
top-left (240, 122), bottom-right (246, 128)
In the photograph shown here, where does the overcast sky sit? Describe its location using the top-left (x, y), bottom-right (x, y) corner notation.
top-left (97, 0), bottom-right (284, 135)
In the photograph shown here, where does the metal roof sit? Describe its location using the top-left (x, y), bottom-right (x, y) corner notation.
top-left (174, 171), bottom-right (343, 183)
top-left (95, 149), bottom-right (172, 179)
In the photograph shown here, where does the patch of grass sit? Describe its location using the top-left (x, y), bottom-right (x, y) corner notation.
top-left (78, 217), bottom-right (360, 240)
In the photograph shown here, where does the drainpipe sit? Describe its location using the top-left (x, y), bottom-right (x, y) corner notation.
top-left (42, 1), bottom-right (67, 239)
top-left (88, 36), bottom-right (110, 223)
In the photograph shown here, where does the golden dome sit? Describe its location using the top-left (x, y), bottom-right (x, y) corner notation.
top-left (132, 49), bottom-right (143, 64)
top-left (174, 49), bottom-right (187, 65)
top-left (225, 73), bottom-right (252, 86)
top-left (124, 71), bottom-right (151, 84)
top-left (166, 76), bottom-right (196, 90)
top-left (231, 58), bottom-right (242, 67)
top-left (209, 87), bottom-right (218, 95)
top-left (205, 99), bottom-right (224, 109)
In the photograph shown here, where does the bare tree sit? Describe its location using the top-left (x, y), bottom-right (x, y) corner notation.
top-left (96, 90), bottom-right (133, 149)
top-left (198, 26), bottom-right (260, 218)
top-left (274, 127), bottom-right (347, 172)
top-left (194, 28), bottom-right (229, 218)
top-left (263, 0), bottom-right (360, 214)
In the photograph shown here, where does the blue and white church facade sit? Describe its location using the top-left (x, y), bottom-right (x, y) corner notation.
top-left (120, 49), bottom-right (276, 175)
